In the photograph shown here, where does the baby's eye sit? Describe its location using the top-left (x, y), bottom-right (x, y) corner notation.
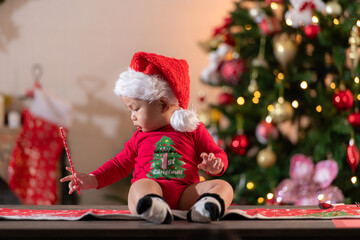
top-left (127, 108), bottom-right (139, 113)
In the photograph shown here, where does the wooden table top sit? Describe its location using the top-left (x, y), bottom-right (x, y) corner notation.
top-left (0, 205), bottom-right (358, 240)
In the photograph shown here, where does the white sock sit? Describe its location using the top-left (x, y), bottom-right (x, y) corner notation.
top-left (136, 194), bottom-right (173, 224)
top-left (187, 193), bottom-right (225, 223)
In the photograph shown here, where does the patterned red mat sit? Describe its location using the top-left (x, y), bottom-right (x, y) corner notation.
top-left (225, 205), bottom-right (360, 219)
top-left (0, 208), bottom-right (137, 220)
top-left (1, 205), bottom-right (359, 221)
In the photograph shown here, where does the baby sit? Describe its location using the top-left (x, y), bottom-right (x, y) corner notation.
top-left (61, 52), bottom-right (233, 224)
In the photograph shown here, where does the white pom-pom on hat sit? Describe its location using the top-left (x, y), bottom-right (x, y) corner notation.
top-left (170, 108), bottom-right (200, 132)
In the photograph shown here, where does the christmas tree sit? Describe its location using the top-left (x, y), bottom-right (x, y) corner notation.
top-left (147, 136), bottom-right (186, 179)
top-left (200, 0), bottom-right (360, 205)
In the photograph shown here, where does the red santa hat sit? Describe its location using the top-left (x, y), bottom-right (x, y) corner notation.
top-left (129, 52), bottom-right (190, 109)
top-left (114, 52), bottom-right (199, 132)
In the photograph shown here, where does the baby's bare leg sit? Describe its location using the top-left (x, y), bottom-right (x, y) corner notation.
top-left (128, 178), bottom-right (173, 224)
top-left (178, 179), bottom-right (233, 210)
top-left (127, 178), bottom-right (163, 214)
top-left (178, 179), bottom-right (233, 222)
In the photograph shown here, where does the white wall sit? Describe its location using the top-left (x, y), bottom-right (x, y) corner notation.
top-left (0, 0), bottom-right (234, 204)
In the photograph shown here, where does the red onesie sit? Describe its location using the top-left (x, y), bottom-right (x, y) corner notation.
top-left (91, 122), bottom-right (228, 209)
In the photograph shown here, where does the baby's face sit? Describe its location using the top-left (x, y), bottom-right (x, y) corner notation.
top-left (122, 96), bottom-right (167, 132)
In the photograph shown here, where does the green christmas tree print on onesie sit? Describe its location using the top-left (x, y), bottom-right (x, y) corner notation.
top-left (147, 136), bottom-right (186, 179)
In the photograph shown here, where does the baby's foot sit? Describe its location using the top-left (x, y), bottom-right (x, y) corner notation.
top-left (136, 194), bottom-right (173, 224)
top-left (187, 193), bottom-right (225, 223)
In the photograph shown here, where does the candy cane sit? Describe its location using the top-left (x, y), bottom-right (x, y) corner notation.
top-left (59, 127), bottom-right (80, 195)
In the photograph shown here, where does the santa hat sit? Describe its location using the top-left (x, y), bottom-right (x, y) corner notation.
top-left (114, 52), bottom-right (199, 132)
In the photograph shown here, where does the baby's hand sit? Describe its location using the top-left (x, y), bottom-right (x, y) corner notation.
top-left (60, 167), bottom-right (98, 194)
top-left (198, 152), bottom-right (224, 175)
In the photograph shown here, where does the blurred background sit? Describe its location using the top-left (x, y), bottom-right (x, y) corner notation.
top-left (0, 0), bottom-right (233, 205)
top-left (1, 0), bottom-right (359, 207)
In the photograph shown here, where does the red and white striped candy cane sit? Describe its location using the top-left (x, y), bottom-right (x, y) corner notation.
top-left (59, 127), bottom-right (80, 195)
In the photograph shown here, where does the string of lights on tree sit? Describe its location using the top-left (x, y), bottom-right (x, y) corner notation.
top-left (199, 0), bottom-right (360, 205)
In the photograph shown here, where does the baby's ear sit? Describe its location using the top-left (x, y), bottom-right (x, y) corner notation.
top-left (159, 97), bottom-right (170, 113)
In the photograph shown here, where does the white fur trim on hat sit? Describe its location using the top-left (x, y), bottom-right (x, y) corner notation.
top-left (114, 68), bottom-right (178, 105)
top-left (170, 108), bottom-right (200, 132)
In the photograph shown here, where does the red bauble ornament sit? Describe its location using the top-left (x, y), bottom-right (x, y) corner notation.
top-left (255, 121), bottom-right (279, 144)
top-left (230, 134), bottom-right (250, 155)
top-left (218, 92), bottom-right (234, 105)
top-left (332, 90), bottom-right (354, 111)
top-left (348, 112), bottom-right (360, 127)
top-left (347, 139), bottom-right (360, 173)
top-left (304, 25), bottom-right (320, 39)
top-left (220, 59), bottom-right (247, 85)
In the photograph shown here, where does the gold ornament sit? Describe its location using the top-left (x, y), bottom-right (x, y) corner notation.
top-left (269, 97), bottom-right (294, 124)
top-left (257, 146), bottom-right (276, 168)
top-left (273, 33), bottom-right (298, 69)
top-left (325, 0), bottom-right (342, 16)
top-left (347, 25), bottom-right (360, 77)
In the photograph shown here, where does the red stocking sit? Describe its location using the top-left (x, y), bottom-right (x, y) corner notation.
top-left (8, 109), bottom-right (64, 205)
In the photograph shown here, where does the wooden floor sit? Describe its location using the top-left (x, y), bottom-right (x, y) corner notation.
top-left (1, 205), bottom-right (360, 240)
